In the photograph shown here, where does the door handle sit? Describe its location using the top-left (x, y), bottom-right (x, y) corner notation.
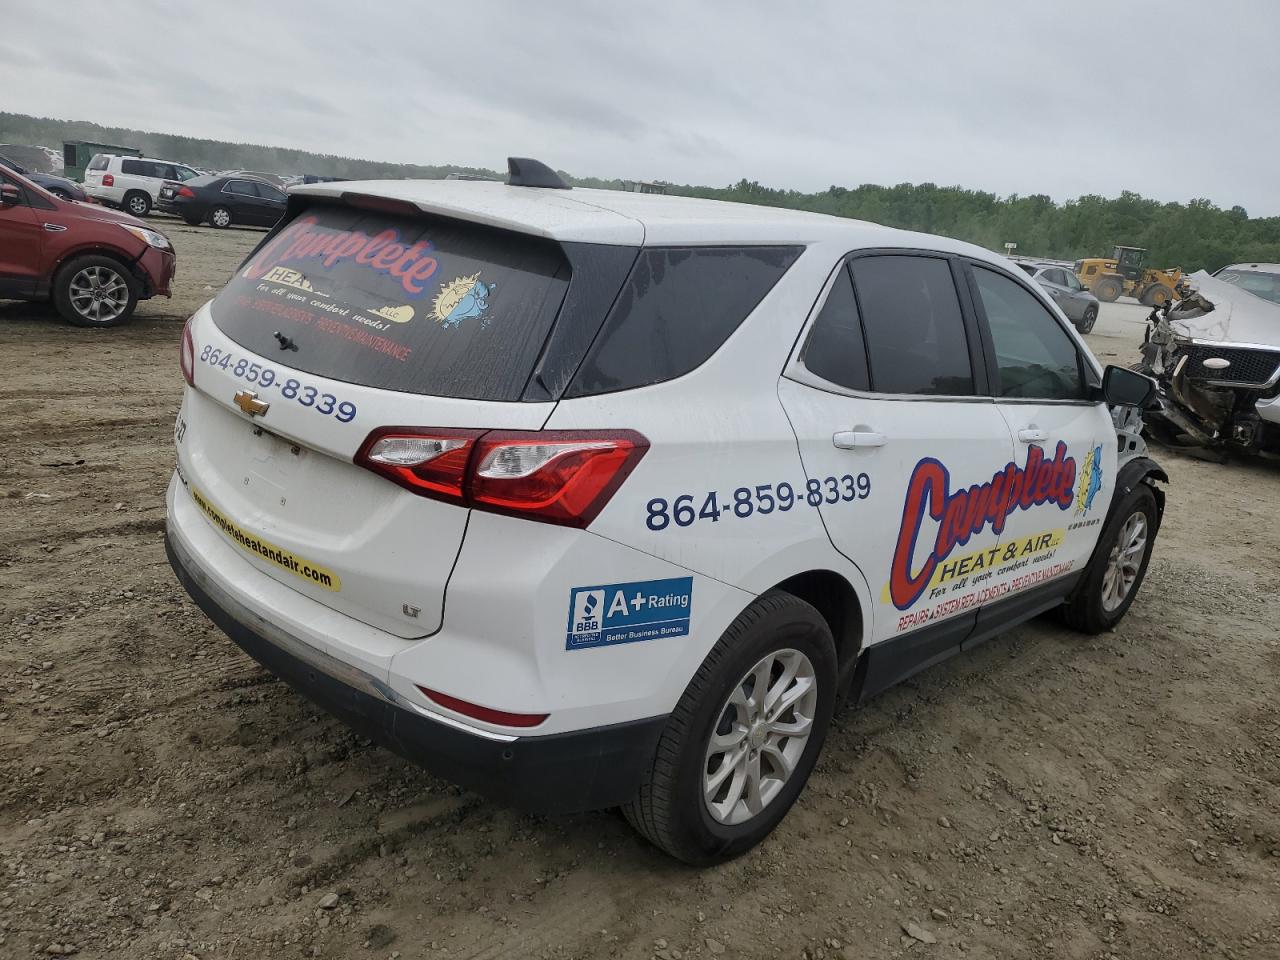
top-left (833, 429), bottom-right (886, 449)
top-left (1017, 427), bottom-right (1048, 443)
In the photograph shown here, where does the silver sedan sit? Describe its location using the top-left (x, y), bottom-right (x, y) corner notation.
top-left (1019, 263), bottom-right (1100, 333)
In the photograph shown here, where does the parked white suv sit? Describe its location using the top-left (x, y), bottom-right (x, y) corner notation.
top-left (83, 154), bottom-right (199, 216)
top-left (166, 159), bottom-right (1167, 864)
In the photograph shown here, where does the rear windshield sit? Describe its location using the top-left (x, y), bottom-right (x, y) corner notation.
top-left (211, 203), bottom-right (570, 401)
top-left (88, 155), bottom-right (109, 171)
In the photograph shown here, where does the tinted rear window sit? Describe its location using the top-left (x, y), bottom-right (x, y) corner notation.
top-left (211, 204), bottom-right (569, 401)
top-left (567, 246), bottom-right (801, 396)
top-left (87, 155), bottom-right (108, 171)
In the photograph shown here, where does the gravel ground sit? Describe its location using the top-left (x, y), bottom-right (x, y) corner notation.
top-left (1, 222), bottom-right (1277, 960)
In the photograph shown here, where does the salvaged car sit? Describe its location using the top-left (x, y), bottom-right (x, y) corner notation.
top-left (1138, 269), bottom-right (1280, 454)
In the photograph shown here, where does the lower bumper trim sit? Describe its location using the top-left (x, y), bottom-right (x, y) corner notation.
top-left (165, 530), bottom-right (666, 815)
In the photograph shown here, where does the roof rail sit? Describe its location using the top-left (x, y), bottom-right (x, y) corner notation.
top-left (506, 157), bottom-right (570, 190)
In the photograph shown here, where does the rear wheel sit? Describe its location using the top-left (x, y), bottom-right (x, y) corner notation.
top-left (1094, 277), bottom-right (1123, 302)
top-left (53, 255), bottom-right (140, 327)
top-left (124, 191), bottom-right (151, 217)
top-left (1077, 305), bottom-right (1098, 334)
top-left (1141, 284), bottom-right (1173, 307)
top-left (209, 206), bottom-right (232, 228)
top-left (623, 591), bottom-right (837, 865)
top-left (1060, 484), bottom-right (1158, 634)
top-left (183, 215), bottom-right (203, 226)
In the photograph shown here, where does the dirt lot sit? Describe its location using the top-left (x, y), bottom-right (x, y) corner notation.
top-left (2, 222), bottom-right (1278, 960)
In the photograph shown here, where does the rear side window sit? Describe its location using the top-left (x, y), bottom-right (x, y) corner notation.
top-left (87, 154), bottom-right (108, 171)
top-left (801, 264), bottom-right (870, 391)
top-left (567, 246), bottom-right (801, 396)
top-left (212, 204), bottom-right (569, 401)
top-left (225, 180), bottom-right (255, 196)
top-left (121, 159), bottom-right (146, 176)
top-left (972, 266), bottom-right (1085, 401)
top-left (850, 255), bottom-right (974, 396)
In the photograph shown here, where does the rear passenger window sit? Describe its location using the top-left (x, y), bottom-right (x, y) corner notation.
top-left (226, 180), bottom-right (255, 195)
top-left (121, 159), bottom-right (145, 176)
top-left (801, 265), bottom-right (870, 391)
top-left (850, 255), bottom-right (974, 396)
top-left (567, 246), bottom-right (801, 396)
top-left (972, 266), bottom-right (1086, 401)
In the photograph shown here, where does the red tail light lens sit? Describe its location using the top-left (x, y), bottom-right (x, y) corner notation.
top-left (354, 428), bottom-right (648, 528)
top-left (179, 320), bottom-right (195, 386)
top-left (102, 173), bottom-right (114, 187)
top-left (417, 686), bottom-right (548, 728)
top-left (356, 427), bottom-right (484, 499)
top-left (470, 430), bottom-right (648, 527)
top-left (177, 186), bottom-right (195, 198)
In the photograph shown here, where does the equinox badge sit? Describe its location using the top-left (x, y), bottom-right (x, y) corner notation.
top-left (233, 390), bottom-right (270, 418)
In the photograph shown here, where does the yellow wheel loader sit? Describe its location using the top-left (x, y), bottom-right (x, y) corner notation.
top-left (1074, 246), bottom-right (1189, 306)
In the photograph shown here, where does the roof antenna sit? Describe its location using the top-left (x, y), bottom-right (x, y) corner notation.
top-left (506, 157), bottom-right (570, 190)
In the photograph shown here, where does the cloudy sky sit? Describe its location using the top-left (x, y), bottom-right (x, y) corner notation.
top-left (4, 0), bottom-right (1277, 214)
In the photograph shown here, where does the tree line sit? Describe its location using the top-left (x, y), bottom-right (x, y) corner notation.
top-left (4, 112), bottom-right (1275, 271)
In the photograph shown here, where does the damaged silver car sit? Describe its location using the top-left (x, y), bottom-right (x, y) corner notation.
top-left (1138, 268), bottom-right (1280, 455)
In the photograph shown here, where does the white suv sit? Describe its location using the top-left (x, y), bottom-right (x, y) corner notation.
top-left (83, 154), bottom-right (200, 216)
top-left (166, 159), bottom-right (1167, 864)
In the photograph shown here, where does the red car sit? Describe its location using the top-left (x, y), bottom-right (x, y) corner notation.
top-left (0, 162), bottom-right (176, 327)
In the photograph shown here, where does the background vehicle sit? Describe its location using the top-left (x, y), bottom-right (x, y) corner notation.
top-left (166, 164), bottom-right (1165, 864)
top-left (0, 155), bottom-right (88, 202)
top-left (1138, 270), bottom-right (1280, 455)
top-left (1074, 245), bottom-right (1188, 306)
top-left (1018, 261), bottom-right (1099, 332)
top-left (0, 164), bottom-right (174, 326)
top-left (158, 175), bottom-right (287, 228)
top-left (83, 154), bottom-right (200, 217)
top-left (1212, 262), bottom-right (1280, 304)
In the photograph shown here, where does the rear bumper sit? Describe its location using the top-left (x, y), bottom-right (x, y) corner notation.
top-left (165, 529), bottom-right (666, 815)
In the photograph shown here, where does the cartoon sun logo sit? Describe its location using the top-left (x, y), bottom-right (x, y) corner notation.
top-left (430, 273), bottom-right (495, 328)
top-left (1075, 445), bottom-right (1103, 515)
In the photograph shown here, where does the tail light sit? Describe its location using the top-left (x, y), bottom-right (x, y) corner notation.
top-left (177, 186), bottom-right (195, 198)
top-left (102, 173), bottom-right (114, 187)
top-left (179, 320), bottom-right (195, 386)
top-left (355, 427), bottom-right (648, 528)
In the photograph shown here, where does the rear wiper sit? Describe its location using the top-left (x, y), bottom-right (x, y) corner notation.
top-left (273, 331), bottom-right (298, 351)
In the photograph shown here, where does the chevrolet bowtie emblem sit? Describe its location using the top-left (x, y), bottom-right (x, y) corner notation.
top-left (233, 390), bottom-right (270, 417)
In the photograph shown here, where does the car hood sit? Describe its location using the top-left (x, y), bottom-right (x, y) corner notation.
top-left (1168, 270), bottom-right (1280, 347)
top-left (83, 205), bottom-right (150, 228)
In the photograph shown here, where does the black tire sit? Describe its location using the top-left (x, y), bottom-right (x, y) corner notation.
top-left (123, 191), bottom-right (151, 217)
top-left (1077, 305), bottom-right (1098, 334)
top-left (52, 255), bottom-right (140, 328)
top-left (622, 591), bottom-right (837, 865)
top-left (1094, 277), bottom-right (1123, 302)
top-left (183, 215), bottom-right (203, 226)
top-left (1141, 284), bottom-right (1173, 307)
top-left (50, 189), bottom-right (73, 201)
top-left (209, 206), bottom-right (232, 229)
top-left (1060, 484), bottom-right (1159, 634)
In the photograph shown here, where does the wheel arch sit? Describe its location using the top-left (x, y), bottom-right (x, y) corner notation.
top-left (1065, 455), bottom-right (1166, 609)
top-left (769, 568), bottom-right (866, 697)
top-left (51, 246), bottom-right (152, 299)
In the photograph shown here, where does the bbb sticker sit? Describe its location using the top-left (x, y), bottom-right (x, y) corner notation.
top-left (565, 577), bottom-right (693, 651)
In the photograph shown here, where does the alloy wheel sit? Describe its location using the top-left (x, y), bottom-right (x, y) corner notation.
top-left (1101, 511), bottom-right (1148, 612)
top-left (68, 265), bottom-right (129, 324)
top-left (703, 648), bottom-right (817, 826)
top-left (128, 195), bottom-right (148, 215)
top-left (212, 208), bottom-right (230, 227)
